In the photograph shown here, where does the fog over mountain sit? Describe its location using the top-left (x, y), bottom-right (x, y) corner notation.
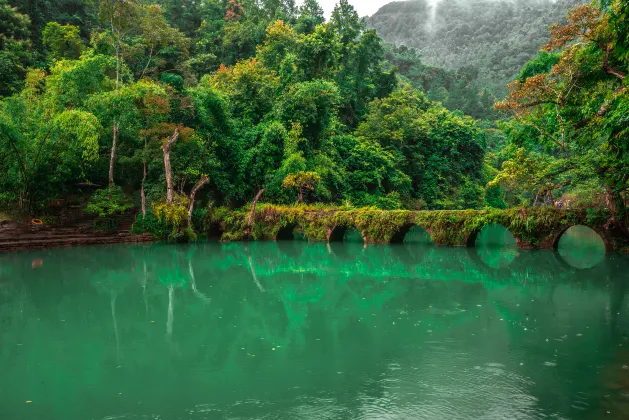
top-left (302, 0), bottom-right (391, 17)
top-left (369, 0), bottom-right (583, 98)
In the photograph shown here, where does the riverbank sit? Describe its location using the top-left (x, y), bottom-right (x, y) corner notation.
top-left (0, 219), bottom-right (153, 252)
top-left (3, 205), bottom-right (628, 253)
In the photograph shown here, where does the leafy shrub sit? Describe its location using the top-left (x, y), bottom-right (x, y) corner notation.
top-left (351, 192), bottom-right (404, 210)
top-left (160, 72), bottom-right (185, 91)
top-left (131, 213), bottom-right (171, 239)
top-left (85, 186), bottom-right (132, 218)
top-left (152, 194), bottom-right (197, 241)
top-left (485, 184), bottom-right (507, 209)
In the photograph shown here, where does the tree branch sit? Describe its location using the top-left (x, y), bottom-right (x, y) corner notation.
top-left (187, 175), bottom-right (209, 228)
top-left (602, 44), bottom-right (627, 81)
top-left (247, 189), bottom-right (266, 227)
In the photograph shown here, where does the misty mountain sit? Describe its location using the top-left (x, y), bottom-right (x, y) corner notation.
top-left (369, 0), bottom-right (584, 98)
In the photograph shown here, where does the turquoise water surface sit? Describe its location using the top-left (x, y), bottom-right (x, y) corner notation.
top-left (0, 227), bottom-right (628, 419)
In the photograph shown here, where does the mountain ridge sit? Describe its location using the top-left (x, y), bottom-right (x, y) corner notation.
top-left (369, 0), bottom-right (584, 98)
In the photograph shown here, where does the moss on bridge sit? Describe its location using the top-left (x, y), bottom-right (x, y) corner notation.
top-left (208, 204), bottom-right (627, 252)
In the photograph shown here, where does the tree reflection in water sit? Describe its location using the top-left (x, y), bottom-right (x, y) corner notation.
top-left (0, 241), bottom-right (627, 419)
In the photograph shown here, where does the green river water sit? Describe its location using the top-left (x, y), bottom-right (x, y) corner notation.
top-left (1, 226), bottom-right (628, 419)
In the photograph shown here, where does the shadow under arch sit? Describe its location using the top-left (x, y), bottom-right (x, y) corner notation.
top-left (328, 225), bottom-right (347, 242)
top-left (276, 223), bottom-right (299, 240)
top-left (467, 223), bottom-right (517, 247)
top-left (390, 224), bottom-right (434, 245)
top-left (276, 239), bottom-right (307, 260)
top-left (328, 226), bottom-right (365, 260)
top-left (554, 225), bottom-right (607, 270)
top-left (328, 225), bottom-right (365, 243)
top-left (552, 224), bottom-right (611, 252)
top-left (465, 246), bottom-right (520, 272)
top-left (469, 224), bottom-right (519, 269)
top-left (388, 243), bottom-right (431, 266)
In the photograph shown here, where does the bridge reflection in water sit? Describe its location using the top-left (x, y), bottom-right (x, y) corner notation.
top-left (0, 238), bottom-right (627, 419)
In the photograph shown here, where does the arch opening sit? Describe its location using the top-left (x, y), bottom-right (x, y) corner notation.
top-left (276, 223), bottom-right (298, 240)
top-left (556, 225), bottom-right (606, 269)
top-left (328, 226), bottom-right (347, 242)
top-left (391, 225), bottom-right (434, 246)
top-left (473, 224), bottom-right (518, 269)
top-left (329, 226), bottom-right (365, 244)
top-left (329, 226), bottom-right (365, 259)
top-left (344, 227), bottom-right (364, 243)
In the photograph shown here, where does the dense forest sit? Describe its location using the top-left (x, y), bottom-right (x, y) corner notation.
top-left (0, 0), bottom-right (627, 239)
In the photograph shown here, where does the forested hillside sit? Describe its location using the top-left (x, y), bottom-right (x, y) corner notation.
top-left (370, 0), bottom-right (583, 100)
top-left (0, 0), bottom-right (485, 224)
top-left (0, 0), bottom-right (627, 240)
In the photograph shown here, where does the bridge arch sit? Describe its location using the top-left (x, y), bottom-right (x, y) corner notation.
top-left (390, 224), bottom-right (434, 245)
top-left (554, 225), bottom-right (608, 269)
top-left (328, 225), bottom-right (365, 243)
top-left (466, 223), bottom-right (518, 248)
top-left (466, 223), bottom-right (519, 269)
top-left (275, 223), bottom-right (300, 240)
top-left (552, 224), bottom-right (612, 253)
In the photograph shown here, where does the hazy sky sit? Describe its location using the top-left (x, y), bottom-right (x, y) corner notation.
top-left (299, 0), bottom-right (392, 18)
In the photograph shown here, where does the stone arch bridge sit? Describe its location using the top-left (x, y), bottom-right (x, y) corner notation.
top-left (212, 207), bottom-right (629, 252)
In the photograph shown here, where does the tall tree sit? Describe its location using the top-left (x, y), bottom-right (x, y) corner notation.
top-left (0, 0), bottom-right (31, 96)
top-left (295, 0), bottom-right (324, 34)
top-left (98, 0), bottom-right (140, 185)
top-left (495, 2), bottom-right (629, 228)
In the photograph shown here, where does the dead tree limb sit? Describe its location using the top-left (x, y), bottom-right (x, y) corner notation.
top-left (187, 175), bottom-right (209, 228)
top-left (163, 127), bottom-right (180, 204)
top-left (244, 189), bottom-right (265, 237)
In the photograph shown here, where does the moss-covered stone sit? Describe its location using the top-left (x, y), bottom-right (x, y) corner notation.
top-left (206, 204), bottom-right (628, 252)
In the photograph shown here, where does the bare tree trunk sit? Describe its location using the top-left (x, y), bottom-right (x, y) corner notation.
top-left (605, 187), bottom-right (628, 234)
top-left (244, 189), bottom-right (265, 238)
top-left (187, 175), bottom-right (209, 228)
top-left (298, 186), bottom-right (304, 203)
top-left (163, 128), bottom-right (180, 204)
top-left (109, 120), bottom-right (118, 185)
top-left (141, 160), bottom-right (147, 218)
top-left (247, 189), bottom-right (265, 226)
top-left (109, 35), bottom-right (121, 186)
